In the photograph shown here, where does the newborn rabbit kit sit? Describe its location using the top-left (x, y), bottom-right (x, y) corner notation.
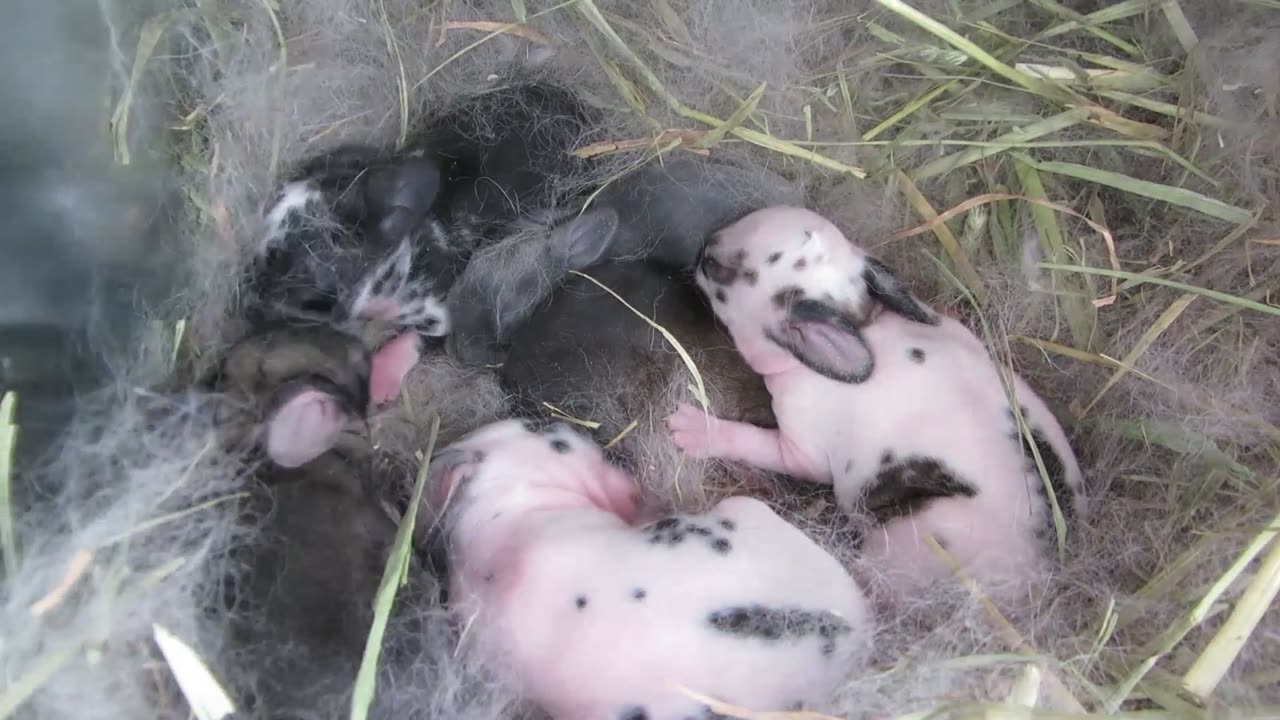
top-left (671, 206), bottom-right (1087, 604)
top-left (427, 419), bottom-right (873, 720)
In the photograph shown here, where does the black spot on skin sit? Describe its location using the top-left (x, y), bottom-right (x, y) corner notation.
top-left (711, 538), bottom-right (732, 554)
top-left (731, 249), bottom-right (748, 265)
top-left (909, 347), bottom-right (926, 363)
top-left (719, 519), bottom-right (735, 531)
top-left (550, 438), bottom-right (571, 454)
top-left (1012, 417), bottom-right (1076, 545)
top-left (793, 257), bottom-right (808, 270)
top-left (771, 286), bottom-right (805, 310)
top-left (645, 516), bottom-right (695, 547)
top-left (491, 512), bottom-right (501, 520)
top-left (879, 450), bottom-right (894, 466)
top-left (521, 420), bottom-right (538, 433)
top-left (619, 706), bottom-right (649, 720)
top-left (707, 605), bottom-right (853, 657)
top-left (687, 524), bottom-right (712, 536)
top-left (575, 595), bottom-right (588, 609)
top-left (632, 588), bottom-right (647, 601)
top-left (844, 459), bottom-right (854, 473)
top-left (863, 456), bottom-right (978, 523)
top-left (767, 251), bottom-right (782, 265)
top-left (701, 255), bottom-right (738, 286)
top-left (714, 288), bottom-right (728, 303)
top-left (742, 269), bottom-right (758, 286)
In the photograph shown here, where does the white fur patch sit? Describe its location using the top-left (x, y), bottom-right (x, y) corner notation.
top-left (260, 181), bottom-right (323, 253)
top-left (348, 238), bottom-right (451, 335)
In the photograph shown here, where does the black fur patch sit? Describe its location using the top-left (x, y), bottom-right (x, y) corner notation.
top-left (719, 519), bottom-right (736, 531)
top-left (711, 538), bottom-right (732, 554)
top-left (575, 595), bottom-right (588, 609)
top-left (707, 605), bottom-right (852, 656)
top-left (633, 588), bottom-right (647, 601)
top-left (771, 286), bottom-right (805, 310)
top-left (879, 450), bottom-right (893, 466)
top-left (742, 269), bottom-right (759, 286)
top-left (793, 257), bottom-right (808, 270)
top-left (714, 288), bottom-right (728, 303)
top-left (767, 252), bottom-right (782, 265)
top-left (863, 257), bottom-right (938, 325)
top-left (701, 255), bottom-right (738, 286)
top-left (619, 706), bottom-right (649, 720)
top-left (863, 456), bottom-right (977, 523)
top-left (844, 459), bottom-right (854, 473)
top-left (550, 438), bottom-right (571, 454)
top-left (909, 347), bottom-right (926, 363)
top-left (1011, 413), bottom-right (1076, 544)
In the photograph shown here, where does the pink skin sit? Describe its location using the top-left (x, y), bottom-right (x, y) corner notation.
top-left (428, 419), bottom-right (872, 720)
top-left (265, 330), bottom-right (420, 468)
top-left (668, 206), bottom-right (1086, 603)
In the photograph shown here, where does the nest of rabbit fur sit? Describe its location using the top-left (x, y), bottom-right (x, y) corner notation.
top-left (4, 1), bottom-right (1280, 719)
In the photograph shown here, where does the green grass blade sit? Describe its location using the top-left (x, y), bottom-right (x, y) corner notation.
top-left (871, 0), bottom-right (1069, 102)
top-left (1182, 532), bottom-right (1280, 700)
top-left (1014, 160), bottom-right (1098, 350)
top-left (1099, 90), bottom-right (1231, 128)
top-left (0, 392), bottom-right (17, 578)
top-left (1026, 0), bottom-right (1140, 55)
top-left (1038, 263), bottom-right (1280, 319)
top-left (1043, 0), bottom-right (1149, 39)
top-left (912, 108), bottom-right (1088, 180)
top-left (350, 415), bottom-right (441, 720)
top-left (695, 81), bottom-right (766, 149)
top-left (153, 623), bottom-right (236, 720)
top-left (1013, 153), bottom-right (1253, 224)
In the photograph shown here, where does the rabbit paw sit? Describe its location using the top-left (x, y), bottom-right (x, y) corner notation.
top-left (667, 402), bottom-right (727, 459)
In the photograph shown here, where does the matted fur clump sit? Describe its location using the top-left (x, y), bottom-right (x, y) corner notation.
top-left (3, 1), bottom-right (1279, 719)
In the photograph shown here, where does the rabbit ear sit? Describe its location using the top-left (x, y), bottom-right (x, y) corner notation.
top-left (550, 207), bottom-right (619, 270)
top-left (769, 298), bottom-right (874, 384)
top-left (425, 448), bottom-right (477, 510)
top-left (264, 387), bottom-right (352, 467)
top-left (369, 330), bottom-right (420, 407)
top-left (864, 257), bottom-right (936, 325)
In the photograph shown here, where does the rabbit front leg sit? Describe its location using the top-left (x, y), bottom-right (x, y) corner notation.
top-left (667, 402), bottom-right (828, 482)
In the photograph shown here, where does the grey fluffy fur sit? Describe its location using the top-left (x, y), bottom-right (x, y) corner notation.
top-left (5, 1), bottom-right (1280, 719)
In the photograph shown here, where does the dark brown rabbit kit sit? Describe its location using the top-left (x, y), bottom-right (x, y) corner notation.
top-left (7, 2), bottom-right (1280, 720)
